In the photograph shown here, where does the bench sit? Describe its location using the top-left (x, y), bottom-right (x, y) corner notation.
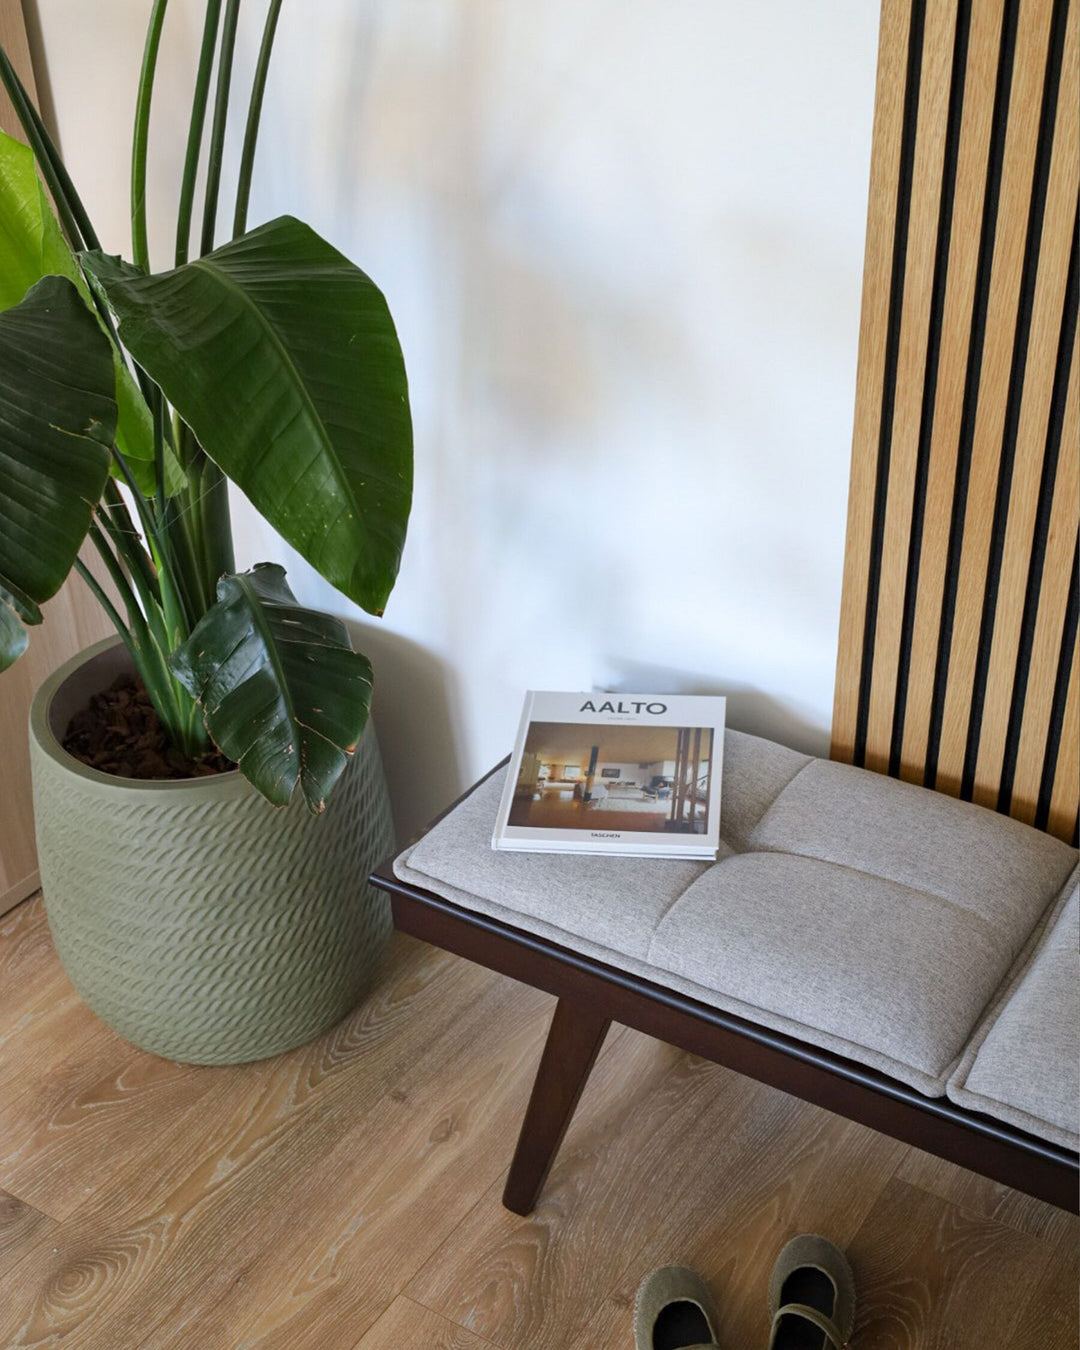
top-left (371, 728), bottom-right (1079, 1215)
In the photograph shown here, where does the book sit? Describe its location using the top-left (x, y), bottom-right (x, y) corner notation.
top-left (492, 691), bottom-right (726, 859)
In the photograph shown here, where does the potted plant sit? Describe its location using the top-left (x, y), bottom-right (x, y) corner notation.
top-left (0, 0), bottom-right (412, 1063)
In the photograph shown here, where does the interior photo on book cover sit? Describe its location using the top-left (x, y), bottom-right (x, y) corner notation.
top-left (509, 722), bottom-right (714, 835)
top-left (494, 692), bottom-right (725, 858)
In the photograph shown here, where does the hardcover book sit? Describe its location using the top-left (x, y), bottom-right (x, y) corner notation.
top-left (492, 691), bottom-right (726, 859)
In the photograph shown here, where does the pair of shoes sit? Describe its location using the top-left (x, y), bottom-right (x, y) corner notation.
top-left (634, 1235), bottom-right (855, 1350)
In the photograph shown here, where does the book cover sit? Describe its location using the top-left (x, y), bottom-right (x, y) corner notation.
top-left (492, 691), bottom-right (726, 859)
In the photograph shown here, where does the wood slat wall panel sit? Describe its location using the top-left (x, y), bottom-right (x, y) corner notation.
top-left (0, 0), bottom-right (34, 140)
top-left (974, 8), bottom-right (1079, 806)
top-left (900, 0), bottom-right (1006, 782)
top-left (935, 0), bottom-right (1054, 795)
top-left (833, 0), bottom-right (1079, 844)
top-left (1011, 333), bottom-right (1079, 821)
top-left (864, 0), bottom-right (959, 774)
top-left (1049, 643), bottom-right (1079, 836)
top-left (833, 0), bottom-right (915, 752)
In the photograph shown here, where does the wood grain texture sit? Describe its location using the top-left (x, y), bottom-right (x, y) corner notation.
top-left (850, 1177), bottom-right (1074, 1347)
top-left (408, 1031), bottom-right (902, 1350)
top-left (973, 0), bottom-right (1080, 807)
top-left (354, 1297), bottom-right (496, 1350)
top-left (1049, 646), bottom-right (1079, 838)
top-left (0, 0), bottom-right (36, 141)
top-left (0, 903), bottom-right (1076, 1349)
top-left (865, 0), bottom-right (959, 774)
top-left (896, 1144), bottom-right (1078, 1243)
top-left (1012, 1233), bottom-right (1080, 1350)
top-left (900, 0), bottom-right (1006, 781)
top-left (832, 0), bottom-right (914, 758)
top-left (1012, 331), bottom-right (1079, 823)
top-left (934, 0), bottom-right (1053, 795)
top-left (834, 0), bottom-right (1079, 843)
top-left (0, 1190), bottom-right (54, 1281)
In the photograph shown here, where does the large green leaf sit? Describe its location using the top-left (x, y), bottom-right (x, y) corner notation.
top-left (169, 562), bottom-right (373, 812)
top-left (0, 582), bottom-right (32, 673)
top-left (84, 215), bottom-right (412, 616)
top-left (0, 130), bottom-right (159, 487)
top-left (0, 275), bottom-right (117, 665)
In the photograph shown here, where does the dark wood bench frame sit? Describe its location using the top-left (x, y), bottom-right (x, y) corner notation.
top-left (370, 771), bottom-right (1080, 1217)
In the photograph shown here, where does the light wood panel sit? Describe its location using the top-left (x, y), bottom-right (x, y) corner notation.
top-left (0, 0), bottom-right (35, 140)
top-left (864, 0), bottom-right (959, 774)
top-left (0, 906), bottom-right (1075, 1349)
top-left (849, 1177), bottom-right (1070, 1346)
top-left (355, 1298), bottom-right (494, 1350)
top-left (0, 0), bottom-right (116, 915)
top-left (832, 0), bottom-right (1080, 843)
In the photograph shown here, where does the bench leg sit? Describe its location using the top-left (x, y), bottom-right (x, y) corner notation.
top-left (502, 996), bottom-right (611, 1215)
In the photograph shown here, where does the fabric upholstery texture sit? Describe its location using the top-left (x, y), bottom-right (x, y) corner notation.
top-left (395, 728), bottom-right (1079, 1129)
top-left (946, 868), bottom-right (1079, 1150)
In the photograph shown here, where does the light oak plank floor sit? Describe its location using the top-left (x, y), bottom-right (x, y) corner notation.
top-left (0, 895), bottom-right (1076, 1349)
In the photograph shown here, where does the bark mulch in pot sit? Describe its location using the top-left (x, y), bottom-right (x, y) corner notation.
top-left (62, 675), bottom-right (235, 780)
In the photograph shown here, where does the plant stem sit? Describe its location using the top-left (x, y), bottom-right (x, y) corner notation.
top-left (200, 0), bottom-right (242, 257)
top-left (233, 0), bottom-right (283, 237)
top-left (109, 446), bottom-right (198, 634)
top-left (0, 47), bottom-right (98, 249)
top-left (74, 559), bottom-right (135, 657)
top-left (96, 497), bottom-right (169, 653)
top-left (176, 0), bottom-right (223, 266)
top-left (102, 482), bottom-right (161, 607)
top-left (152, 385), bottom-right (168, 525)
top-left (131, 0), bottom-right (170, 273)
top-left (88, 521), bottom-right (149, 640)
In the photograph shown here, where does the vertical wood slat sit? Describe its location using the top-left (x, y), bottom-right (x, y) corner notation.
top-left (1012, 334), bottom-right (1079, 822)
top-left (935, 0), bottom-right (1055, 797)
top-left (899, 0), bottom-right (1006, 782)
top-left (832, 0), bottom-right (915, 761)
top-left (863, 0), bottom-right (958, 775)
top-left (832, 0), bottom-right (1079, 843)
top-left (1048, 638), bottom-right (1079, 840)
top-left (0, 0), bottom-right (36, 139)
top-left (974, 0), bottom-right (1079, 806)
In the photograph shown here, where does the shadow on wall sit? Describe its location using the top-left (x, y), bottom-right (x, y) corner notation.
top-left (598, 657), bottom-right (828, 759)
top-left (343, 620), bottom-right (464, 846)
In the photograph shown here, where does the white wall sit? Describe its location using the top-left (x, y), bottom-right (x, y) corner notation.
top-left (34, 0), bottom-right (879, 838)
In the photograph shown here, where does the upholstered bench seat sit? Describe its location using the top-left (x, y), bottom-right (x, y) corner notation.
top-left (393, 729), bottom-right (1079, 1153)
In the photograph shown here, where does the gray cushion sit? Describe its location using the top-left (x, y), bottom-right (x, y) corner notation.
top-left (398, 768), bottom-right (711, 963)
top-left (648, 853), bottom-right (1012, 1088)
top-left (718, 730), bottom-right (810, 852)
top-left (946, 868), bottom-right (1079, 1150)
top-left (748, 758), bottom-right (1076, 941)
top-left (394, 729), bottom-right (1079, 1108)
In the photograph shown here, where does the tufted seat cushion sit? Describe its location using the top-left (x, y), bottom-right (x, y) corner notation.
top-left (394, 729), bottom-right (1079, 1131)
top-left (946, 869), bottom-right (1079, 1150)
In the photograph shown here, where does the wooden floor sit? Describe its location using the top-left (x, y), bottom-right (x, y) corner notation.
top-left (0, 895), bottom-right (1076, 1350)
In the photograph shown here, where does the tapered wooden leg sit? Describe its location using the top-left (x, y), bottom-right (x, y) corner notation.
top-left (502, 997), bottom-right (611, 1215)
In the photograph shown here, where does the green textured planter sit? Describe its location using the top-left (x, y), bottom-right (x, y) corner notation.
top-left (29, 637), bottom-right (395, 1064)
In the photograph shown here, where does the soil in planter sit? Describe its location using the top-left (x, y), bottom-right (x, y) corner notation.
top-left (62, 675), bottom-right (235, 780)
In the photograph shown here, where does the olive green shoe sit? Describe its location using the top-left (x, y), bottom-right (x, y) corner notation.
top-left (768, 1234), bottom-right (855, 1349)
top-left (633, 1264), bottom-right (722, 1350)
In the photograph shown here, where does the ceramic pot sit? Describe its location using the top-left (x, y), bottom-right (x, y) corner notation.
top-left (28, 637), bottom-right (395, 1064)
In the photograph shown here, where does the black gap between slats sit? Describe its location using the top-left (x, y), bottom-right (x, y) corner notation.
top-left (853, 0), bottom-right (927, 767)
top-left (960, 0), bottom-right (1070, 802)
top-left (1035, 537), bottom-right (1079, 833)
top-left (888, 0), bottom-right (973, 779)
top-left (924, 0), bottom-right (1022, 789)
top-left (998, 221), bottom-right (1078, 815)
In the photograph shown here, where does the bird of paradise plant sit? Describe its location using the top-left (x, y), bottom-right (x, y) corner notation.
top-left (0, 0), bottom-right (412, 812)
